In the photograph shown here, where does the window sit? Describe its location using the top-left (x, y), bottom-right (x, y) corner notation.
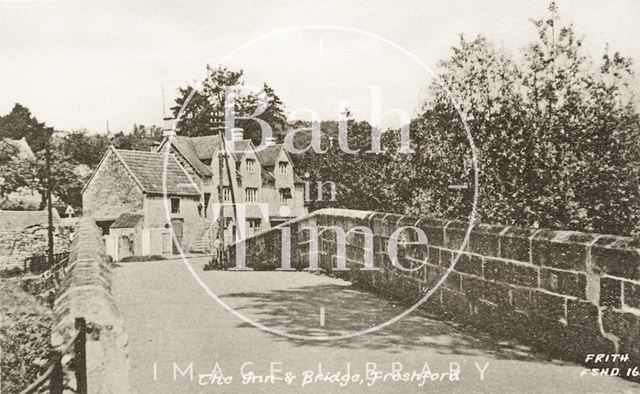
top-left (249, 219), bottom-right (261, 232)
top-left (222, 186), bottom-right (231, 202)
top-left (278, 161), bottom-right (288, 175)
top-left (246, 159), bottom-right (255, 173)
top-left (245, 187), bottom-right (257, 202)
top-left (170, 198), bottom-right (180, 214)
top-left (203, 193), bottom-right (211, 218)
top-left (279, 188), bottom-right (292, 203)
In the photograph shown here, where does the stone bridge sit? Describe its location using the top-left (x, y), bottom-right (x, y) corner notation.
top-left (55, 210), bottom-right (640, 392)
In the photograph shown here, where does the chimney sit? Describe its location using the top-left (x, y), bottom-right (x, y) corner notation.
top-left (163, 117), bottom-right (176, 138)
top-left (266, 136), bottom-right (276, 146)
top-left (231, 127), bottom-right (244, 142)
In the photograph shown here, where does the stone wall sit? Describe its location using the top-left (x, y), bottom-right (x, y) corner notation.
top-left (51, 217), bottom-right (129, 393)
top-left (0, 224), bottom-right (70, 271)
top-left (234, 208), bottom-right (640, 374)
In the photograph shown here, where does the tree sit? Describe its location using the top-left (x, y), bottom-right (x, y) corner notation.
top-left (518, 7), bottom-right (640, 233)
top-left (289, 113), bottom-right (398, 212)
top-left (111, 124), bottom-right (162, 151)
top-left (0, 155), bottom-right (39, 205)
top-left (383, 2), bottom-right (640, 235)
top-left (171, 65), bottom-right (288, 145)
top-left (1, 132), bottom-right (92, 210)
top-left (0, 103), bottom-right (49, 152)
top-left (60, 130), bottom-right (111, 167)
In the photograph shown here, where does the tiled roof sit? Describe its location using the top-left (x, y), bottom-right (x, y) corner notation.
top-left (157, 136), bottom-right (303, 187)
top-left (255, 144), bottom-right (282, 167)
top-left (189, 135), bottom-right (222, 159)
top-left (0, 208), bottom-right (60, 232)
top-left (171, 137), bottom-right (214, 176)
top-left (215, 139), bottom-right (254, 162)
top-left (256, 144), bottom-right (304, 184)
top-left (114, 149), bottom-right (200, 196)
top-left (228, 140), bottom-right (252, 160)
top-left (110, 213), bottom-right (144, 229)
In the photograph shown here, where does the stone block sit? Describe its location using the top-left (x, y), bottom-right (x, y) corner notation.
top-left (415, 217), bottom-right (448, 247)
top-left (482, 281), bottom-right (512, 306)
top-left (443, 270), bottom-right (461, 291)
top-left (444, 220), bottom-right (471, 252)
top-left (591, 236), bottom-right (640, 281)
top-left (566, 300), bottom-right (600, 333)
top-left (461, 275), bottom-right (484, 302)
top-left (469, 223), bottom-right (505, 258)
top-left (511, 287), bottom-right (532, 311)
top-left (499, 226), bottom-right (537, 263)
top-left (531, 230), bottom-right (595, 271)
top-left (425, 264), bottom-right (445, 288)
top-left (484, 259), bottom-right (538, 287)
top-left (532, 290), bottom-right (566, 321)
top-left (440, 249), bottom-right (453, 267)
top-left (539, 268), bottom-right (586, 298)
top-left (453, 253), bottom-right (483, 276)
top-left (601, 309), bottom-right (640, 344)
top-left (624, 281), bottom-right (640, 310)
top-left (600, 277), bottom-right (622, 309)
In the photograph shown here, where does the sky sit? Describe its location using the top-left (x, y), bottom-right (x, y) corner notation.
top-left (0, 0), bottom-right (638, 133)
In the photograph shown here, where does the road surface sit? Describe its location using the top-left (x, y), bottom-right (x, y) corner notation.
top-left (112, 257), bottom-right (639, 393)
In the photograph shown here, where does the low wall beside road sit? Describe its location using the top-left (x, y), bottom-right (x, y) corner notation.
top-left (51, 217), bottom-right (129, 393)
top-left (234, 208), bottom-right (640, 373)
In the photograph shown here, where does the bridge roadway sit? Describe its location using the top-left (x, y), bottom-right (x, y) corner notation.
top-left (112, 257), bottom-right (639, 393)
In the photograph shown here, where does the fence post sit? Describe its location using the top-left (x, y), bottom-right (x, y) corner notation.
top-left (49, 351), bottom-right (63, 394)
top-left (75, 317), bottom-right (88, 394)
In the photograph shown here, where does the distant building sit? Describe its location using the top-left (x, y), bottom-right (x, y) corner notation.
top-left (82, 119), bottom-right (307, 260)
top-left (1, 137), bottom-right (35, 160)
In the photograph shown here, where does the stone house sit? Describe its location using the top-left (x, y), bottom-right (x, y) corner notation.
top-left (82, 146), bottom-right (202, 259)
top-left (155, 121), bottom-right (307, 248)
top-left (254, 143), bottom-right (306, 226)
top-left (82, 119), bottom-right (308, 259)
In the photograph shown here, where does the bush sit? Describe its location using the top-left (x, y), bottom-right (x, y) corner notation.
top-left (0, 280), bottom-right (52, 393)
top-left (0, 266), bottom-right (23, 278)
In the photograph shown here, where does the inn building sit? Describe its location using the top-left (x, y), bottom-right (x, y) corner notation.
top-left (82, 118), bottom-right (307, 260)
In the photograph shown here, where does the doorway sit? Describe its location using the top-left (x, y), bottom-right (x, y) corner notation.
top-left (171, 218), bottom-right (184, 254)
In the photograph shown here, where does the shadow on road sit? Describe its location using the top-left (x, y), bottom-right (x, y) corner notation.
top-left (220, 282), bottom-right (564, 364)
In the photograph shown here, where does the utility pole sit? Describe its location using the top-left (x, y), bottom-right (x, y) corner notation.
top-left (212, 110), bottom-right (225, 261)
top-left (550, 1), bottom-right (557, 77)
top-left (45, 128), bottom-right (54, 264)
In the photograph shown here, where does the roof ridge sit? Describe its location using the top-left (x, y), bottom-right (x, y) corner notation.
top-left (114, 148), bottom-right (163, 154)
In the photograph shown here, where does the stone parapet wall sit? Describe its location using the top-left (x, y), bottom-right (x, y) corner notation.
top-left (51, 217), bottom-right (129, 393)
top-left (234, 208), bottom-right (640, 374)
